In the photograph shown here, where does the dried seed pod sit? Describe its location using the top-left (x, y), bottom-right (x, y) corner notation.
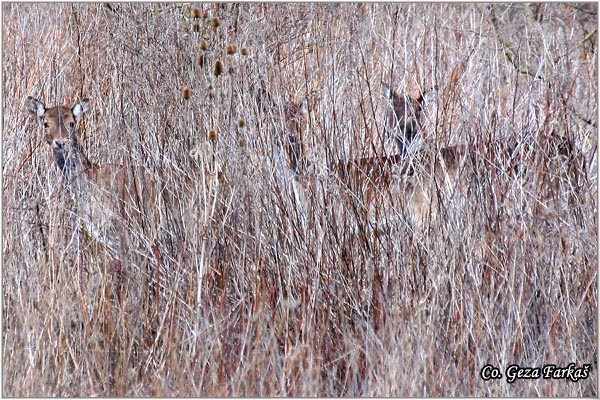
top-left (214, 60), bottom-right (223, 76)
top-left (226, 44), bottom-right (237, 55)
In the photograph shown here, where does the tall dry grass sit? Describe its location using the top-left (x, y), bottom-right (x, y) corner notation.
top-left (2, 3), bottom-right (597, 396)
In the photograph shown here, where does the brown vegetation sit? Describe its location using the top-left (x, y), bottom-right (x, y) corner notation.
top-left (2, 3), bottom-right (597, 396)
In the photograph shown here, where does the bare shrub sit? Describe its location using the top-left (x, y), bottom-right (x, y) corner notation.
top-left (3, 3), bottom-right (596, 396)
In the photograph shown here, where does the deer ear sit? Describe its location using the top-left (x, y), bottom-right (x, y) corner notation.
top-left (300, 98), bottom-right (309, 115)
top-left (72, 99), bottom-right (90, 122)
top-left (382, 84), bottom-right (393, 100)
top-left (26, 96), bottom-right (46, 118)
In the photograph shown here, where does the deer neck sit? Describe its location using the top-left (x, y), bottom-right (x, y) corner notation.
top-left (53, 139), bottom-right (93, 187)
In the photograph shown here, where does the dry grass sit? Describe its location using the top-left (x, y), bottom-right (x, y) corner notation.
top-left (2, 3), bottom-right (597, 396)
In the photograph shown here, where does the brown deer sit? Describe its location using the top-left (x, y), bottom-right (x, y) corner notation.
top-left (271, 84), bottom-right (584, 231)
top-left (281, 100), bottom-right (309, 176)
top-left (383, 83), bottom-right (427, 155)
top-left (299, 83), bottom-right (467, 227)
top-left (25, 96), bottom-right (179, 270)
top-left (260, 85), bottom-right (470, 228)
top-left (256, 84), bottom-right (310, 177)
top-left (332, 144), bottom-right (471, 228)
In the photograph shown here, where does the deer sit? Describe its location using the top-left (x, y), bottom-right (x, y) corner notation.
top-left (263, 82), bottom-right (470, 229)
top-left (264, 80), bottom-right (578, 231)
top-left (320, 82), bottom-right (470, 228)
top-left (280, 100), bottom-right (309, 176)
top-left (269, 80), bottom-right (586, 237)
top-left (383, 83), bottom-right (429, 155)
top-left (333, 143), bottom-right (471, 229)
top-left (255, 83), bottom-right (310, 178)
top-left (25, 96), bottom-right (182, 285)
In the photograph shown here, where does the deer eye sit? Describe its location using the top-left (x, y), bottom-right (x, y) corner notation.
top-left (43, 122), bottom-right (49, 129)
top-left (69, 122), bottom-right (75, 128)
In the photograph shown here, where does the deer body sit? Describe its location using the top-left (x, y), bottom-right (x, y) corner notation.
top-left (26, 97), bottom-right (169, 259)
top-left (332, 145), bottom-right (470, 227)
